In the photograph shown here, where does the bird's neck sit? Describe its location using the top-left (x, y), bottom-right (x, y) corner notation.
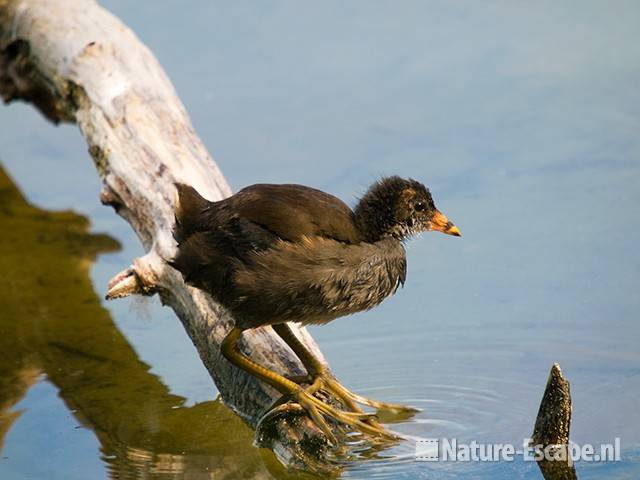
top-left (353, 199), bottom-right (397, 243)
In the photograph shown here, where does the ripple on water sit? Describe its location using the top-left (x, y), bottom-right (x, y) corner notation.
top-left (335, 373), bottom-right (543, 479)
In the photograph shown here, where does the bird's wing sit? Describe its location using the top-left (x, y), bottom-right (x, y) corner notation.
top-left (170, 183), bottom-right (362, 297)
top-left (227, 183), bottom-right (362, 244)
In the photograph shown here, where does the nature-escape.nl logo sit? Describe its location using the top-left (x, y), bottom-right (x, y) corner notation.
top-left (415, 438), bottom-right (621, 465)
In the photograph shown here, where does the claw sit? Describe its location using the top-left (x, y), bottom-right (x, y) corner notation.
top-left (340, 410), bottom-right (378, 421)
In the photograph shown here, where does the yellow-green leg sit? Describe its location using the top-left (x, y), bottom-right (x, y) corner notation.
top-left (272, 323), bottom-right (419, 418)
top-left (220, 327), bottom-right (395, 444)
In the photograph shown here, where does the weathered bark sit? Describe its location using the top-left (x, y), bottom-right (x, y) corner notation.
top-left (532, 364), bottom-right (578, 480)
top-left (0, 0), bottom-right (337, 472)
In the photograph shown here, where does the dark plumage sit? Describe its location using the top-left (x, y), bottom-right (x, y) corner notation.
top-left (169, 176), bottom-right (460, 442)
top-left (170, 176), bottom-right (459, 329)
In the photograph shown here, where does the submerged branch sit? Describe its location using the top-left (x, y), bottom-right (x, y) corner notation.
top-left (532, 364), bottom-right (578, 480)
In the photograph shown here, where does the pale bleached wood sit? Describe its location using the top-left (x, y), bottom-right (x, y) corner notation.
top-left (0, 0), bottom-right (338, 471)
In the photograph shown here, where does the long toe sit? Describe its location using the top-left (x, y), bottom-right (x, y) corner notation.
top-left (317, 375), bottom-right (419, 424)
top-left (295, 388), bottom-right (399, 442)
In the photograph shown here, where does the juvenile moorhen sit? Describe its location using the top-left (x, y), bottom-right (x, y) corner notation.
top-left (170, 176), bottom-right (460, 441)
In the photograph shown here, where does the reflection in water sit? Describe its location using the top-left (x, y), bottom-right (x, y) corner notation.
top-left (0, 165), bottom-right (311, 479)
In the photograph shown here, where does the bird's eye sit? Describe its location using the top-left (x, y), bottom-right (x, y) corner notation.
top-left (414, 202), bottom-right (425, 212)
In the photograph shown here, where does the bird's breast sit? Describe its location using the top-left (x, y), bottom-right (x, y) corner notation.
top-left (229, 236), bottom-right (407, 328)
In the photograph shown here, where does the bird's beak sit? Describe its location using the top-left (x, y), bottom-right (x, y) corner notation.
top-left (429, 210), bottom-right (462, 237)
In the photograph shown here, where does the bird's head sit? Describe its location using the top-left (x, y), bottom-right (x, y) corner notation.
top-left (354, 176), bottom-right (461, 242)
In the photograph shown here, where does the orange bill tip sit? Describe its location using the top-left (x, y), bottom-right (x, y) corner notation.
top-left (430, 210), bottom-right (462, 237)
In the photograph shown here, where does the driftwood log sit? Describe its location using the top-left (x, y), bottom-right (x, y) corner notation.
top-left (0, 0), bottom-right (342, 472)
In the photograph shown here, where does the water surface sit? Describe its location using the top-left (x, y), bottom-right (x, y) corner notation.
top-left (0, 1), bottom-right (638, 479)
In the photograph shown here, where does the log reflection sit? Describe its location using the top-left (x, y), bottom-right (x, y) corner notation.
top-left (0, 165), bottom-right (308, 479)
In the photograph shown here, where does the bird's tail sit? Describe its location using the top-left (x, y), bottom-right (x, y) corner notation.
top-left (168, 183), bottom-right (213, 287)
top-left (170, 184), bottom-right (227, 296)
top-left (172, 183), bottom-right (209, 244)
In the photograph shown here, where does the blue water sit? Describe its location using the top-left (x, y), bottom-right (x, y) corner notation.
top-left (0, 1), bottom-right (638, 478)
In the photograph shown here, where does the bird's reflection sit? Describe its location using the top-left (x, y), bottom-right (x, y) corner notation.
top-left (0, 164), bottom-right (314, 480)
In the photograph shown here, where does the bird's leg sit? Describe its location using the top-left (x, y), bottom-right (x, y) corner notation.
top-left (221, 327), bottom-right (395, 444)
top-left (272, 323), bottom-right (419, 418)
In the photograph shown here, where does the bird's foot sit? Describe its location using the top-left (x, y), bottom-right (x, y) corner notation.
top-left (267, 384), bottom-right (399, 446)
top-left (298, 386), bottom-right (399, 444)
top-left (305, 374), bottom-right (419, 424)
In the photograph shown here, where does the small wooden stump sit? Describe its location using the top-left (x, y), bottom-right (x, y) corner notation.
top-left (532, 363), bottom-right (578, 480)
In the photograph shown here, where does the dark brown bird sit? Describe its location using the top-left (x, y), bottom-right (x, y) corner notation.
top-left (170, 176), bottom-right (460, 442)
